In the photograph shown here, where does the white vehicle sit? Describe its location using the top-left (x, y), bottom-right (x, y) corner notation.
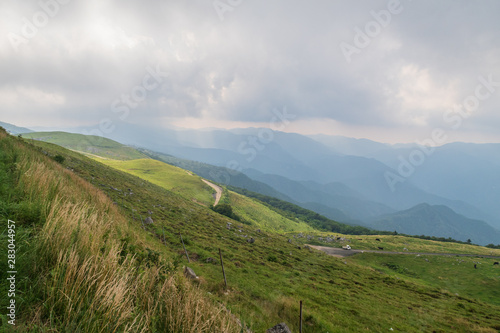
top-left (342, 245), bottom-right (351, 250)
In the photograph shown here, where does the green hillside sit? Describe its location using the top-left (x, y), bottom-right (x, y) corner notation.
top-left (2, 129), bottom-right (500, 332)
top-left (228, 190), bottom-right (315, 232)
top-left (351, 253), bottom-right (500, 306)
top-left (97, 157), bottom-right (315, 233)
top-left (139, 148), bottom-right (295, 201)
top-left (24, 131), bottom-right (148, 160)
top-left (96, 158), bottom-right (216, 206)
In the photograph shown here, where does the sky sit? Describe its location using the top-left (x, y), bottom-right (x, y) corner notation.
top-left (1, 0), bottom-right (500, 144)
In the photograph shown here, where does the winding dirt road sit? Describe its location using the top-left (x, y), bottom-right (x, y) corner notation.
top-left (202, 179), bottom-right (223, 206)
top-left (308, 245), bottom-right (500, 259)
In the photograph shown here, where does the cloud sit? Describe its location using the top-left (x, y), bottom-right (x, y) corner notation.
top-left (0, 0), bottom-right (499, 142)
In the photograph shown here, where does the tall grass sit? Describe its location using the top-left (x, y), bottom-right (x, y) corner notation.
top-left (0, 130), bottom-right (241, 332)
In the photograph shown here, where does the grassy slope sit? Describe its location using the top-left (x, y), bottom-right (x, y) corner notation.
top-left (23, 131), bottom-right (148, 160)
top-left (228, 191), bottom-right (315, 233)
top-left (96, 158), bottom-right (215, 206)
top-left (8, 136), bottom-right (500, 332)
top-left (0, 131), bottom-right (239, 332)
top-left (350, 253), bottom-right (500, 306)
top-left (97, 157), bottom-right (315, 233)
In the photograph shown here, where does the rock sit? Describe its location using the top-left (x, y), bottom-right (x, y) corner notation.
top-left (266, 322), bottom-right (292, 333)
top-left (247, 238), bottom-right (255, 244)
top-left (256, 229), bottom-right (261, 233)
top-left (144, 216), bottom-right (154, 224)
top-left (184, 266), bottom-right (198, 279)
top-left (206, 257), bottom-right (216, 264)
top-left (288, 239), bottom-right (292, 243)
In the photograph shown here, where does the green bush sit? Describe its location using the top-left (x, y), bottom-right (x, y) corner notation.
top-left (212, 203), bottom-right (241, 221)
top-left (54, 154), bottom-right (65, 164)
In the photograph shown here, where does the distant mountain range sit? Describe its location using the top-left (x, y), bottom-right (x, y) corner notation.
top-left (369, 203), bottom-right (500, 245)
top-left (3, 119), bottom-right (500, 245)
top-left (0, 121), bottom-right (33, 135)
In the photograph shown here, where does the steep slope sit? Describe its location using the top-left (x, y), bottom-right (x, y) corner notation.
top-left (95, 158), bottom-right (216, 206)
top-left (96, 158), bottom-right (316, 233)
top-left (140, 148), bottom-right (294, 201)
top-left (0, 129), bottom-right (240, 332)
top-left (370, 203), bottom-right (500, 245)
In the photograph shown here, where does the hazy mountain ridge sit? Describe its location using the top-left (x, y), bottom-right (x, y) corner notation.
top-left (369, 203), bottom-right (500, 245)
top-left (0, 121), bottom-right (33, 135)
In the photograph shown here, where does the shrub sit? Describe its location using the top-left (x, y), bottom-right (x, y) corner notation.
top-left (54, 154), bottom-right (65, 164)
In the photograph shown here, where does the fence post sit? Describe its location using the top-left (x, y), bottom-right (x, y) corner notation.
top-left (219, 248), bottom-right (227, 289)
top-left (162, 226), bottom-right (166, 243)
top-left (299, 300), bottom-right (303, 333)
top-left (180, 233), bottom-right (190, 262)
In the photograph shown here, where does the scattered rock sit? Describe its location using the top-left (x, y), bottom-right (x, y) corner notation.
top-left (256, 229), bottom-right (261, 233)
top-left (288, 239), bottom-right (292, 243)
top-left (266, 322), bottom-right (292, 333)
top-left (184, 266), bottom-right (198, 279)
top-left (144, 216), bottom-right (154, 224)
top-left (205, 257), bottom-right (216, 264)
top-left (247, 238), bottom-right (255, 244)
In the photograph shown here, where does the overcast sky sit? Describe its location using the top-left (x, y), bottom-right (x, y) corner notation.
top-left (1, 0), bottom-right (499, 143)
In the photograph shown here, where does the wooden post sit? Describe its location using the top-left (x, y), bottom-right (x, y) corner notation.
top-left (180, 233), bottom-right (190, 263)
top-left (162, 226), bottom-right (166, 243)
top-left (219, 248), bottom-right (227, 289)
top-left (299, 300), bottom-right (303, 333)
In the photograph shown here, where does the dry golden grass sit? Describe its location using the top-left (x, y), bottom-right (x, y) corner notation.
top-left (8, 136), bottom-right (242, 332)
